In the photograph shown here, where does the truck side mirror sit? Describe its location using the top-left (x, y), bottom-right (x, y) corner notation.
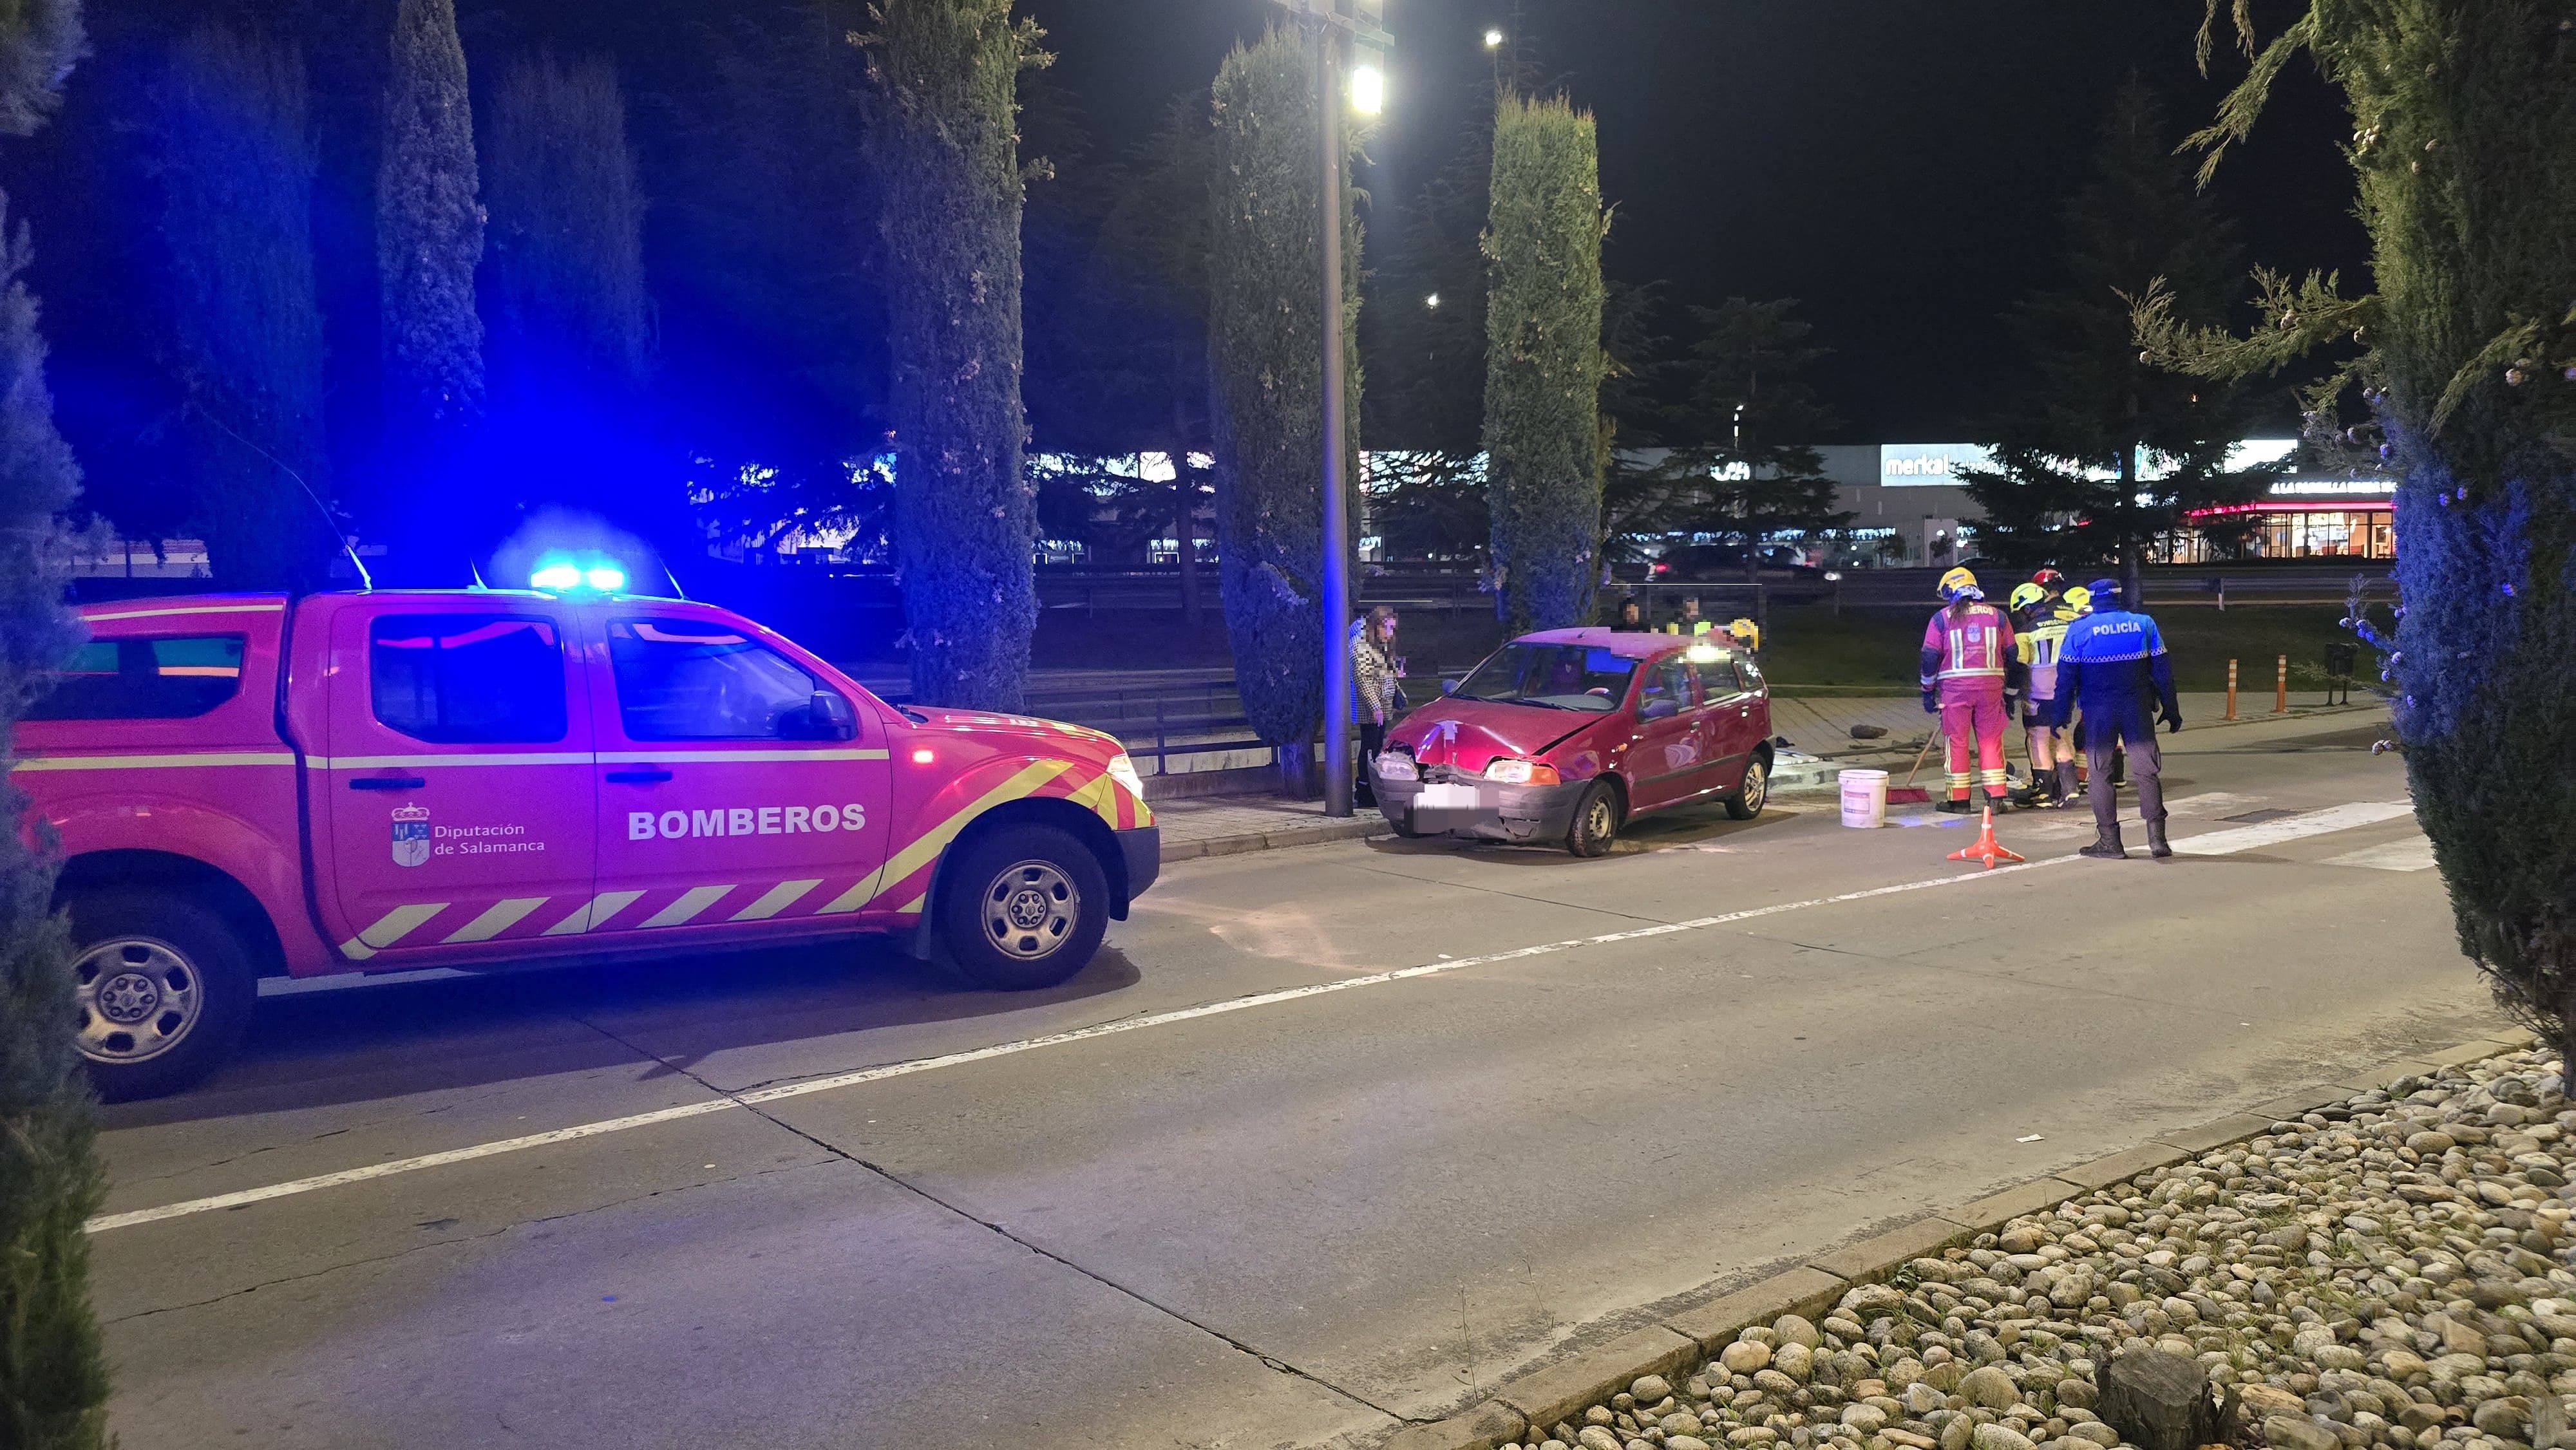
top-left (800, 691), bottom-right (857, 741)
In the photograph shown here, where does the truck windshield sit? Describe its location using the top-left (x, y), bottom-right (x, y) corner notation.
top-left (1452, 643), bottom-right (1636, 713)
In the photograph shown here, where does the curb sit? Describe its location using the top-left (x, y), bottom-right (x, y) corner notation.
top-left (1160, 818), bottom-right (1383, 863)
top-left (1372, 1024), bottom-right (2540, 1450)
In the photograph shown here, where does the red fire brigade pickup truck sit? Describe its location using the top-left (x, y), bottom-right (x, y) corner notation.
top-left (17, 586), bottom-right (1160, 1100)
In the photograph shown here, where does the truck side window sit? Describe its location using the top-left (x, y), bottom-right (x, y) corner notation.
top-left (607, 618), bottom-right (842, 741)
top-left (27, 636), bottom-right (245, 720)
top-left (370, 615), bottom-right (569, 744)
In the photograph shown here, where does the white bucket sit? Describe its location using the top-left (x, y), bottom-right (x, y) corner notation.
top-left (1839, 769), bottom-right (1889, 829)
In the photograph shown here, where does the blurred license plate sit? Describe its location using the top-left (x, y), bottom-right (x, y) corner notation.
top-left (1417, 782), bottom-right (1482, 810)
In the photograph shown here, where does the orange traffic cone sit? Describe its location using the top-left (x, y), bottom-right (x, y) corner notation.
top-left (1947, 807), bottom-right (2026, 871)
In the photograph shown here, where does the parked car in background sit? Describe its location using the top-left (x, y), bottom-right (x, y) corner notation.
top-left (1367, 628), bottom-right (1773, 856)
top-left (1649, 543), bottom-right (1826, 598)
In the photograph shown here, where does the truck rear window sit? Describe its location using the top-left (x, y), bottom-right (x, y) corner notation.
top-left (28, 636), bottom-right (245, 720)
top-left (370, 616), bottom-right (569, 744)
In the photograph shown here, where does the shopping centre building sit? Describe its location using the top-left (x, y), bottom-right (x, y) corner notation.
top-left (1812, 441), bottom-right (2396, 567)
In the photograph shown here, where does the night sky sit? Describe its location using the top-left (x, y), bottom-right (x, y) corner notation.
top-left (1034, 0), bottom-right (2367, 440)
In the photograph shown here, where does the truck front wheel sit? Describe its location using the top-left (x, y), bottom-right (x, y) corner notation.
top-left (938, 824), bottom-right (1110, 992)
top-left (66, 890), bottom-right (256, 1102)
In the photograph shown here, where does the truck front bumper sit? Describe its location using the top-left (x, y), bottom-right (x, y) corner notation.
top-left (1114, 825), bottom-right (1160, 916)
top-left (1370, 769), bottom-right (1587, 845)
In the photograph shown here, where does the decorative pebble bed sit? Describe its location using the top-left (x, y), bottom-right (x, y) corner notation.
top-left (1508, 1047), bottom-right (2576, 1450)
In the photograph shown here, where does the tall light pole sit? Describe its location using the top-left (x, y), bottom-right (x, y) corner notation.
top-left (1267, 0), bottom-right (1387, 816)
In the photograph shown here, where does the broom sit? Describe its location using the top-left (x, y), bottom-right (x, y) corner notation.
top-left (1887, 728), bottom-right (1940, 804)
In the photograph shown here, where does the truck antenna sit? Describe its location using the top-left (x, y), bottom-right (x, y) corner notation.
top-left (188, 401), bottom-right (372, 590)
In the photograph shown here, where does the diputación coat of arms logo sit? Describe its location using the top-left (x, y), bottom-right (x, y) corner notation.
top-left (391, 804), bottom-right (431, 868)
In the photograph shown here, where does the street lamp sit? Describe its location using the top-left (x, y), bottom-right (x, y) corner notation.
top-left (1264, 0), bottom-right (1390, 817)
top-left (1484, 26), bottom-right (1505, 48)
top-left (1424, 292), bottom-right (1440, 308)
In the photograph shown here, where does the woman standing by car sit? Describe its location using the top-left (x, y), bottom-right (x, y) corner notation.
top-left (1352, 606), bottom-right (1405, 801)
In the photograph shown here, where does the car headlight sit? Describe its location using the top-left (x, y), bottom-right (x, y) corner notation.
top-left (1104, 753), bottom-right (1145, 799)
top-left (1375, 751), bottom-right (1418, 782)
top-left (1484, 758), bottom-right (1562, 786)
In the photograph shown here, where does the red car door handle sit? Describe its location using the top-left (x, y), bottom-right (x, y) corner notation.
top-left (605, 768), bottom-right (674, 784)
top-left (348, 776), bottom-right (426, 791)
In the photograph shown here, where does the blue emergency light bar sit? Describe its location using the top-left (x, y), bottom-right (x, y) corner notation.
top-left (529, 556), bottom-right (627, 593)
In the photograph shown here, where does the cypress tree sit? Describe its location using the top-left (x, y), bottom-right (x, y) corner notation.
top-left (377, 0), bottom-right (484, 579)
top-left (861, 0), bottom-right (1046, 710)
top-left (158, 24), bottom-right (337, 592)
top-left (480, 52), bottom-right (654, 540)
top-left (2144, 2), bottom-right (2576, 1061)
top-left (1481, 91), bottom-right (1605, 631)
top-left (1206, 27), bottom-right (1361, 788)
top-left (0, 2), bottom-right (113, 1444)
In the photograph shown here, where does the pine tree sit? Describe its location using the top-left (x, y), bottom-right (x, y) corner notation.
top-left (2143, 1), bottom-right (2576, 1063)
top-left (1206, 26), bottom-right (1361, 789)
top-left (481, 52), bottom-right (657, 545)
top-left (1481, 91), bottom-right (1606, 632)
top-left (0, 2), bottom-right (113, 1444)
top-left (1660, 297), bottom-right (1850, 596)
top-left (376, 0), bottom-right (485, 580)
top-left (1964, 80), bottom-right (2274, 590)
top-left (158, 24), bottom-right (337, 592)
top-left (861, 0), bottom-right (1046, 710)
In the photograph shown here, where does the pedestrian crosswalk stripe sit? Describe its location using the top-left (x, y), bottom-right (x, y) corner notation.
top-left (2320, 836), bottom-right (2436, 872)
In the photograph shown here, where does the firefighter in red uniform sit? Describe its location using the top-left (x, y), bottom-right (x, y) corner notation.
top-left (1920, 567), bottom-right (2022, 813)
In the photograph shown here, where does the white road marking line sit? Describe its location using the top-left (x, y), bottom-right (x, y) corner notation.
top-left (2320, 836), bottom-right (2437, 873)
top-left (2170, 800), bottom-right (2414, 856)
top-left (86, 798), bottom-right (2414, 1236)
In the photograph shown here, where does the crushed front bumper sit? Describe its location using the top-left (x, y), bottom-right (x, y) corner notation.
top-left (1370, 767), bottom-right (1587, 845)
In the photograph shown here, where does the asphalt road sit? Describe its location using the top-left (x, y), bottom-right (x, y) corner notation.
top-left (87, 710), bottom-right (2500, 1450)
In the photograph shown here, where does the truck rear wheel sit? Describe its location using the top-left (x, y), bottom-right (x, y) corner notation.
top-left (938, 824), bottom-right (1109, 992)
top-left (66, 890), bottom-right (255, 1102)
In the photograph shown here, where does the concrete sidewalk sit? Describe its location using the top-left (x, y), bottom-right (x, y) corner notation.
top-left (1146, 693), bottom-right (2386, 860)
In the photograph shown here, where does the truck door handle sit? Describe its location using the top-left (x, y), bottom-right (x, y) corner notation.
top-left (348, 776), bottom-right (426, 791)
top-left (605, 768), bottom-right (674, 784)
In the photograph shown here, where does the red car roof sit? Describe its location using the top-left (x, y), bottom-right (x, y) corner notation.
top-left (1511, 626), bottom-right (1694, 659)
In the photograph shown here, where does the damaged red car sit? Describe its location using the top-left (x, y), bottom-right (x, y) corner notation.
top-left (1368, 628), bottom-right (1774, 856)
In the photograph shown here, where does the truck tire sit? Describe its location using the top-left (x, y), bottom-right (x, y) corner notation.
top-left (938, 824), bottom-right (1110, 992)
top-left (1722, 754), bottom-right (1770, 820)
top-left (66, 889), bottom-right (256, 1102)
top-left (1565, 779), bottom-right (1622, 858)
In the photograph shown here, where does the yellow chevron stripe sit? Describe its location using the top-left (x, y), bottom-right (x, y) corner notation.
top-left (730, 879), bottom-right (822, 921)
top-left (339, 901), bottom-right (448, 958)
top-left (442, 897), bottom-right (548, 943)
top-left (815, 757), bottom-right (1074, 915)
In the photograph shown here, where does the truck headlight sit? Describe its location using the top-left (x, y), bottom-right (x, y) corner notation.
top-left (1484, 758), bottom-right (1562, 786)
top-left (1375, 751), bottom-right (1418, 782)
top-left (1105, 753), bottom-right (1145, 799)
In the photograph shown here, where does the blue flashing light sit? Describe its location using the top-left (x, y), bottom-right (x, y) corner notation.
top-left (530, 554), bottom-right (628, 594)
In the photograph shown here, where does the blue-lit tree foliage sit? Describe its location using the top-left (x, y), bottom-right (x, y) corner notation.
top-left (1206, 27), bottom-right (1361, 786)
top-left (2143, 0), bottom-right (2576, 1061)
top-left (862, 0), bottom-right (1046, 710)
top-left (0, 1), bottom-right (113, 1444)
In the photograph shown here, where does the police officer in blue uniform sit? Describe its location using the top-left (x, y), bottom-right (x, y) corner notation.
top-left (2047, 578), bottom-right (2181, 859)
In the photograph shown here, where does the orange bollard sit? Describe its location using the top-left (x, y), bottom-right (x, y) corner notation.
top-left (2226, 659), bottom-right (2239, 721)
top-left (1947, 807), bottom-right (2027, 871)
top-left (2275, 654), bottom-right (2288, 713)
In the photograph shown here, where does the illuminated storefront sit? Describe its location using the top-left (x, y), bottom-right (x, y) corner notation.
top-left (2172, 476), bottom-right (2397, 562)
